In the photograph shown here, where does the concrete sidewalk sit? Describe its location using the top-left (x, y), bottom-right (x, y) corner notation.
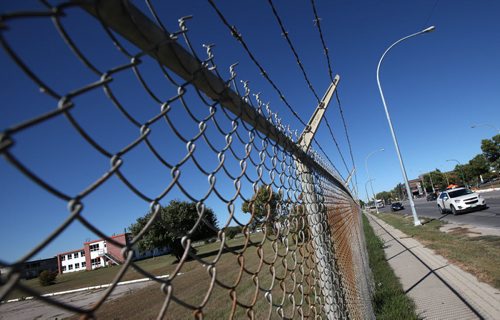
top-left (367, 213), bottom-right (500, 320)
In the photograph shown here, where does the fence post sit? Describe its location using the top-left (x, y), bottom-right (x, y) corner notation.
top-left (295, 78), bottom-right (345, 319)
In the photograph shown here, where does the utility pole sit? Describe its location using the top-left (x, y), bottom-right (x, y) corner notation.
top-left (428, 172), bottom-right (436, 193)
top-left (296, 75), bottom-right (346, 319)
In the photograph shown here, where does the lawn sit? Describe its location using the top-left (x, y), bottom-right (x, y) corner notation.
top-left (362, 214), bottom-right (419, 320)
top-left (376, 213), bottom-right (500, 289)
top-left (3, 232), bottom-right (323, 319)
top-left (85, 232), bottom-right (322, 319)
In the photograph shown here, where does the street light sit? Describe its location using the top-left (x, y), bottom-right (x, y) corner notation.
top-left (446, 159), bottom-right (467, 187)
top-left (471, 123), bottom-right (500, 134)
top-left (420, 170), bottom-right (436, 194)
top-left (428, 171), bottom-right (436, 193)
top-left (376, 26), bottom-right (435, 226)
top-left (418, 171), bottom-right (428, 197)
top-left (365, 148), bottom-right (385, 213)
top-left (365, 178), bottom-right (375, 209)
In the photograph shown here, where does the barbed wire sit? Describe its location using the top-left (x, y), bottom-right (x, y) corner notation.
top-left (0, 1), bottom-right (372, 318)
top-left (309, 0), bottom-right (359, 195)
top-left (266, 0), bottom-right (351, 177)
top-left (206, 0), bottom-right (348, 182)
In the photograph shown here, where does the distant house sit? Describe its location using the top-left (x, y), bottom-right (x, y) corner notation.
top-left (56, 233), bottom-right (169, 274)
top-left (0, 257), bottom-right (59, 280)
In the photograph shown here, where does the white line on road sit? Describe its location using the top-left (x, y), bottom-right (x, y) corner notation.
top-left (2, 273), bottom-right (182, 304)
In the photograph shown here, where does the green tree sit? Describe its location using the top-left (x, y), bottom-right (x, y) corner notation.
top-left (129, 200), bottom-right (218, 261)
top-left (242, 185), bottom-right (281, 230)
top-left (224, 226), bottom-right (243, 239)
top-left (467, 154), bottom-right (490, 186)
top-left (391, 183), bottom-right (406, 201)
top-left (481, 134), bottom-right (500, 172)
top-left (375, 191), bottom-right (392, 203)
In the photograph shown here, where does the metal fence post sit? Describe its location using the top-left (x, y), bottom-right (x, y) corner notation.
top-left (294, 78), bottom-right (345, 319)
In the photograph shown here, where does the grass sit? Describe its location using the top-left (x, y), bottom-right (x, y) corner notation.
top-left (362, 214), bottom-right (419, 320)
top-left (376, 212), bottom-right (500, 289)
top-left (83, 232), bottom-right (322, 319)
top-left (4, 232), bottom-right (323, 319)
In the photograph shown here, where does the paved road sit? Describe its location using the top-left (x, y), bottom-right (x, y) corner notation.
top-left (0, 281), bottom-right (154, 320)
top-left (377, 190), bottom-right (500, 229)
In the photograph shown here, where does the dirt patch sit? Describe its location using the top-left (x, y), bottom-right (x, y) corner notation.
top-left (440, 223), bottom-right (500, 237)
top-left (446, 227), bottom-right (482, 237)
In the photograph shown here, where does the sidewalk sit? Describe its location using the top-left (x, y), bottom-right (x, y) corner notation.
top-left (367, 213), bottom-right (500, 320)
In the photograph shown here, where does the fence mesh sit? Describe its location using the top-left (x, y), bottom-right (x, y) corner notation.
top-left (0, 1), bottom-right (373, 319)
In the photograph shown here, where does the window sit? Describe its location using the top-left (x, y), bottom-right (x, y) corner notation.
top-left (82, 261), bottom-right (86, 268)
top-left (61, 255), bottom-right (65, 261)
top-left (62, 266), bottom-right (67, 271)
top-left (449, 189), bottom-right (473, 198)
top-left (68, 265), bottom-right (73, 270)
top-left (91, 258), bottom-right (101, 267)
top-left (74, 253), bottom-right (78, 259)
top-left (81, 250), bottom-right (85, 257)
top-left (75, 263), bottom-right (80, 269)
top-left (67, 254), bottom-right (72, 260)
top-left (90, 244), bottom-right (99, 252)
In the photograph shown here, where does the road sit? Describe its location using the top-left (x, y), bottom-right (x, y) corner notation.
top-left (377, 190), bottom-right (500, 229)
top-left (0, 280), bottom-right (153, 320)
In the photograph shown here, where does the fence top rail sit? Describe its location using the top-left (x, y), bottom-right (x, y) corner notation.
top-left (78, 0), bottom-right (354, 200)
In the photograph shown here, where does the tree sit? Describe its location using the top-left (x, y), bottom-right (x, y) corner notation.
top-left (391, 183), bottom-right (406, 201)
top-left (375, 191), bottom-right (392, 203)
top-left (467, 154), bottom-right (490, 185)
top-left (481, 134), bottom-right (500, 173)
top-left (242, 185), bottom-right (281, 230)
top-left (224, 226), bottom-right (243, 239)
top-left (129, 200), bottom-right (218, 261)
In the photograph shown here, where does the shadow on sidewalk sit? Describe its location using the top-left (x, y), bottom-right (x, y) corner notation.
top-left (405, 264), bottom-right (449, 294)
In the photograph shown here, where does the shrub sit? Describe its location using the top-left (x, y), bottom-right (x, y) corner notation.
top-left (225, 226), bottom-right (242, 240)
top-left (38, 270), bottom-right (58, 286)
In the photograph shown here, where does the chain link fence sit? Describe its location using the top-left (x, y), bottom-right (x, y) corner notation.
top-left (0, 1), bottom-right (373, 318)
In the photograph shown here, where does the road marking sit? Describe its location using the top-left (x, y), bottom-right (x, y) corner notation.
top-left (2, 273), bottom-right (183, 304)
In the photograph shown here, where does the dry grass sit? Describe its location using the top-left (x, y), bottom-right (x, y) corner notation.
top-left (38, 232), bottom-right (322, 319)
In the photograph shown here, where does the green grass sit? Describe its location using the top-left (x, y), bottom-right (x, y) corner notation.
top-left (377, 213), bottom-right (500, 289)
top-left (362, 214), bottom-right (419, 320)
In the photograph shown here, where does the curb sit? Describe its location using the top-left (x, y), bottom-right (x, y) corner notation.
top-left (2, 274), bottom-right (176, 304)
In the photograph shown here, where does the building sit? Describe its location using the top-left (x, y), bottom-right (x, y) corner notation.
top-left (408, 178), bottom-right (424, 197)
top-left (1, 257), bottom-right (59, 280)
top-left (58, 249), bottom-right (87, 274)
top-left (56, 233), bottom-right (169, 274)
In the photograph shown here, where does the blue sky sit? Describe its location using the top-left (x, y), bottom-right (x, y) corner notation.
top-left (1, 0), bottom-right (499, 263)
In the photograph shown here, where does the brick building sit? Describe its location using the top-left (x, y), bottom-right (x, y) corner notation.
top-left (56, 233), bottom-right (169, 274)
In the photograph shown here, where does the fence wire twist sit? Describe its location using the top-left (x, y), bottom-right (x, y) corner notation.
top-left (0, 1), bottom-right (373, 319)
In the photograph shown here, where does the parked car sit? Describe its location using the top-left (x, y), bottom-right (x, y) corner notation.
top-left (426, 193), bottom-right (437, 201)
top-left (391, 202), bottom-right (404, 211)
top-left (436, 187), bottom-right (486, 215)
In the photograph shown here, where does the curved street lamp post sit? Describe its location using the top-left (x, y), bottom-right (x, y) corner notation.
top-left (365, 148), bottom-right (385, 213)
top-left (376, 26), bottom-right (435, 226)
top-left (471, 123), bottom-right (500, 134)
top-left (365, 178), bottom-right (375, 210)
